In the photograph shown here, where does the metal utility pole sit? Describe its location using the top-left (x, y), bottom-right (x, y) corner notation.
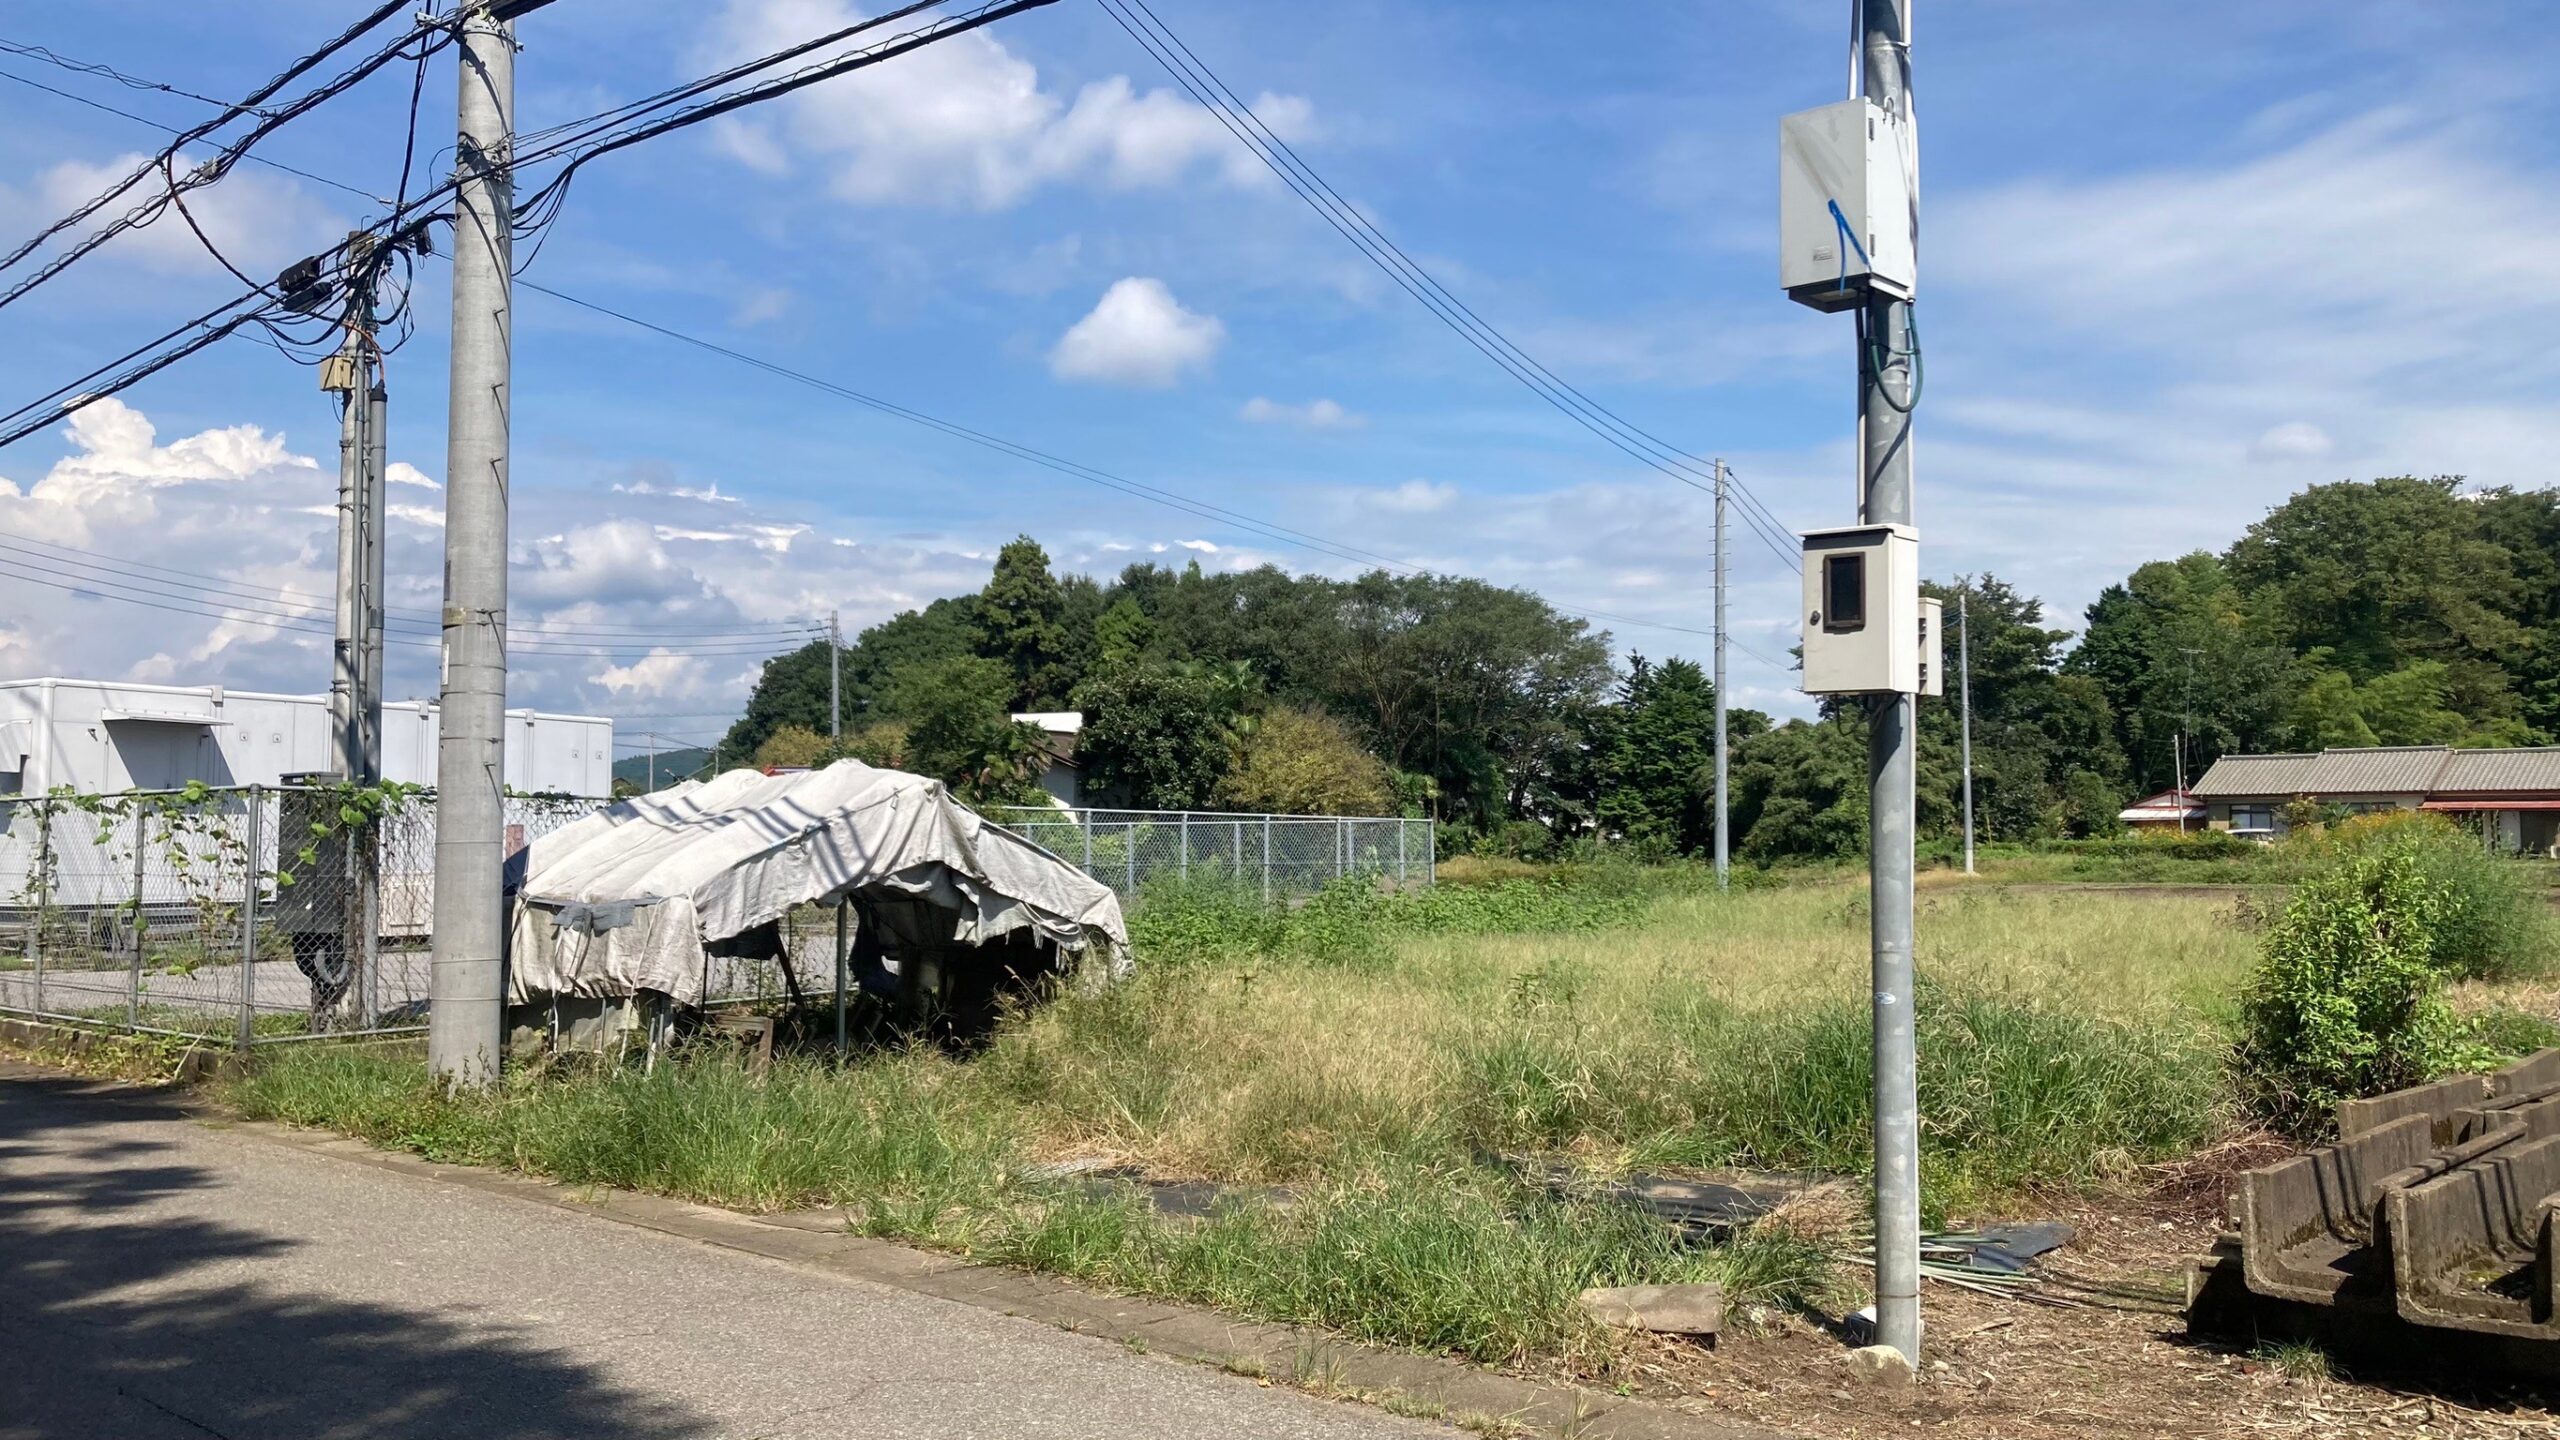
top-left (429, 3), bottom-right (516, 1089)
top-left (1857, 0), bottom-right (1922, 1364)
top-left (1958, 585), bottom-right (1974, 874)
top-left (829, 610), bottom-right (842, 738)
top-left (1713, 459), bottom-right (1730, 889)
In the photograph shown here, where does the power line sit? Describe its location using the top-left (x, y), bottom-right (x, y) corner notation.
top-left (0, 37), bottom-right (274, 112)
top-left (0, 25), bottom-right (1797, 673)
top-left (1094, 0), bottom-right (1803, 576)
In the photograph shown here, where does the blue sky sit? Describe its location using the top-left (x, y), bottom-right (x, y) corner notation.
top-left (0, 0), bottom-right (2549, 750)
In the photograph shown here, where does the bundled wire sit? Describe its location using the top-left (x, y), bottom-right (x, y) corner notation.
top-left (0, 3), bottom-right (433, 317)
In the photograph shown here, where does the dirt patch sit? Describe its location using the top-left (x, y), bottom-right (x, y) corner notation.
top-left (1588, 1183), bottom-right (2560, 1439)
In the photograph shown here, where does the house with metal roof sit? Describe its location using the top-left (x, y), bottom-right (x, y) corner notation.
top-left (2187, 745), bottom-right (2560, 853)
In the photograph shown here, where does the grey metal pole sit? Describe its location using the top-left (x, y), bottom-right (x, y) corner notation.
top-left (128, 805), bottom-right (145, 1027)
top-left (239, 788), bottom-right (261, 1049)
top-left (1714, 458), bottom-right (1730, 889)
top-left (1179, 813), bottom-right (1189, 881)
top-left (829, 610), bottom-right (842, 739)
top-left (1859, 0), bottom-right (1922, 1364)
top-left (430, 5), bottom-right (516, 1089)
top-left (1261, 815), bottom-right (1271, 903)
top-left (833, 899), bottom-right (848, 1059)
top-left (1959, 587), bottom-right (1974, 875)
top-left (360, 372), bottom-right (387, 1023)
top-left (28, 801), bottom-right (47, 1012)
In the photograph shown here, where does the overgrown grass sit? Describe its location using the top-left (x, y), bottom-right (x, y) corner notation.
top-left (224, 867), bottom-right (2551, 1367)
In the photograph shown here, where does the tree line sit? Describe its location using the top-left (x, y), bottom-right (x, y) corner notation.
top-left (719, 475), bottom-right (2560, 860)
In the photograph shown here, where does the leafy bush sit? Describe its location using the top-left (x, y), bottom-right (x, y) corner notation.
top-left (2314, 812), bottom-right (2550, 981)
top-left (2236, 843), bottom-right (2471, 1132)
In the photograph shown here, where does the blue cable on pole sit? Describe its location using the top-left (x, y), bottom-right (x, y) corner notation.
top-left (1827, 198), bottom-right (1870, 293)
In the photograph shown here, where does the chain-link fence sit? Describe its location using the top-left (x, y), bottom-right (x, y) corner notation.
top-left (987, 807), bottom-right (1436, 899)
top-left (0, 785), bottom-right (599, 1046)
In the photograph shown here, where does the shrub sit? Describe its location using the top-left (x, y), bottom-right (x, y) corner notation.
top-left (2317, 812), bottom-right (2550, 981)
top-left (2236, 843), bottom-right (2468, 1132)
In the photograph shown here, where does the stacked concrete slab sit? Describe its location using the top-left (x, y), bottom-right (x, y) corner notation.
top-left (2191, 1049), bottom-right (2560, 1364)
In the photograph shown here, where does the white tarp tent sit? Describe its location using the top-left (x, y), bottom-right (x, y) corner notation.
top-left (506, 761), bottom-right (1129, 1007)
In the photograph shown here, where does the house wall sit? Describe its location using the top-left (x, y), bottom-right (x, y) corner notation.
top-left (2205, 792), bottom-right (2422, 840)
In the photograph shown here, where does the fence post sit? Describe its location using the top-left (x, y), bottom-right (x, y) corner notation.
top-left (1261, 815), bottom-right (1272, 904)
top-left (1125, 818), bottom-right (1137, 894)
top-left (1179, 813), bottom-right (1189, 881)
top-left (1398, 817), bottom-right (1408, 886)
top-left (129, 804), bottom-right (147, 1027)
top-left (1232, 818), bottom-right (1242, 879)
top-left (238, 787), bottom-right (261, 1049)
top-left (1081, 811), bottom-right (1093, 878)
top-left (1337, 816), bottom-right (1349, 882)
top-left (1427, 819), bottom-right (1437, 887)
top-left (30, 798), bottom-right (50, 1014)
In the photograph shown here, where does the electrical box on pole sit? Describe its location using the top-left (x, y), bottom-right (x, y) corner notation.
top-left (1799, 524), bottom-right (1922, 695)
top-left (1917, 595), bottom-right (1944, 698)
top-left (1778, 99), bottom-right (1915, 312)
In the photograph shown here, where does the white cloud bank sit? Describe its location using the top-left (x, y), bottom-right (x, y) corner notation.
top-left (709, 0), bottom-right (1312, 209)
top-left (1049, 277), bottom-right (1224, 387)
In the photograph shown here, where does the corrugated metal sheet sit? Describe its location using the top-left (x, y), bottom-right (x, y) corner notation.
top-left (2307, 746), bottom-right (2453, 795)
top-left (2190, 753), bottom-right (2322, 798)
top-left (2432, 747), bottom-right (2560, 796)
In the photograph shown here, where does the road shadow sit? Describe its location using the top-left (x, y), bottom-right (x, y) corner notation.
top-left (0, 1072), bottom-right (718, 1440)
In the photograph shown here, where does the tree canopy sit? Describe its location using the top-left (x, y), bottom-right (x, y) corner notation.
top-left (708, 474), bottom-right (2560, 861)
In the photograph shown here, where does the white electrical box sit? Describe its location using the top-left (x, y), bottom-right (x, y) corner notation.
top-left (1779, 99), bottom-right (1915, 312)
top-left (1800, 524), bottom-right (1921, 695)
top-left (1917, 596), bottom-right (1944, 698)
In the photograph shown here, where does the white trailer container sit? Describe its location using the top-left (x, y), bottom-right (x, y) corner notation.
top-left (0, 679), bottom-right (612, 797)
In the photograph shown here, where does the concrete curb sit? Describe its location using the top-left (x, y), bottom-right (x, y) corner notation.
top-left (0, 1057), bottom-right (1776, 1440)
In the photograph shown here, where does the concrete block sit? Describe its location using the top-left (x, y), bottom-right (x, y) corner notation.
top-left (1577, 1282), bottom-right (1724, 1335)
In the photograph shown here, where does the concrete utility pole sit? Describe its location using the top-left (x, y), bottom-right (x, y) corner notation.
top-left (327, 319), bottom-right (369, 782)
top-left (1858, 0), bottom-right (1923, 1364)
top-left (2176, 646), bottom-right (2202, 835)
top-left (1713, 459), bottom-right (1730, 889)
top-left (429, 4), bottom-right (516, 1089)
top-left (829, 610), bottom-right (842, 738)
top-left (1958, 585), bottom-right (1974, 874)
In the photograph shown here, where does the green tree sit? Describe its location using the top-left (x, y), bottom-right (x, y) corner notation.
top-left (1093, 596), bottom-right (1155, 668)
top-left (978, 535), bottom-right (1070, 711)
top-left (886, 656), bottom-right (1049, 807)
top-left (752, 724), bottom-right (835, 769)
top-left (1594, 655), bottom-right (1718, 854)
top-left (1072, 662), bottom-right (1231, 810)
top-left (2227, 476), bottom-right (2526, 733)
top-left (1215, 706), bottom-right (1396, 816)
top-left (2067, 552), bottom-right (2295, 793)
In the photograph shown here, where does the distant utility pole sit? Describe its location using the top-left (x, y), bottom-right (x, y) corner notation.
top-left (1958, 585), bottom-right (1974, 874)
top-left (325, 248), bottom-right (383, 785)
top-left (429, 5), bottom-right (516, 1090)
top-left (1713, 458), bottom-right (1730, 889)
top-left (829, 609), bottom-right (842, 738)
top-left (2177, 646), bottom-right (2202, 835)
top-left (1857, 0), bottom-right (1922, 1364)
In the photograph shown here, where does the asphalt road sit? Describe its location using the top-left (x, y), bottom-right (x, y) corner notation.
top-left (0, 1069), bottom-right (1444, 1440)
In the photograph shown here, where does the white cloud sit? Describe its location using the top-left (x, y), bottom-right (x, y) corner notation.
top-left (1360, 479), bottom-right (1457, 515)
top-left (2248, 422), bottom-right (2335, 463)
top-left (27, 153), bottom-right (342, 277)
top-left (613, 478), bottom-right (738, 504)
top-left (592, 648), bottom-right (705, 697)
top-left (732, 286), bottom-right (794, 327)
top-left (709, 0), bottom-right (1312, 209)
top-left (387, 462), bottom-right (441, 491)
top-left (1049, 277), bottom-right (1224, 387)
top-left (1240, 396), bottom-right (1364, 429)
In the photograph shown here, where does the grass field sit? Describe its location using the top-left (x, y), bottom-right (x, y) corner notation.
top-left (222, 866), bottom-right (2371, 1366)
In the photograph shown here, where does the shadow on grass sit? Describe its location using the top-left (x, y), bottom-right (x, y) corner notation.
top-left (0, 1071), bottom-right (716, 1440)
